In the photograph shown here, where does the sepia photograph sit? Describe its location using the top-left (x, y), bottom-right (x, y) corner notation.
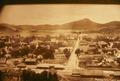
top-left (0, 3), bottom-right (120, 81)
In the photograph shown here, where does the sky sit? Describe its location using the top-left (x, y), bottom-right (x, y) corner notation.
top-left (0, 4), bottom-right (120, 25)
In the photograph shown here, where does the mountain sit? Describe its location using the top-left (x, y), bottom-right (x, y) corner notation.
top-left (103, 21), bottom-right (120, 27)
top-left (98, 21), bottom-right (120, 33)
top-left (0, 23), bottom-right (20, 34)
top-left (60, 18), bottom-right (102, 30)
top-left (0, 18), bottom-right (120, 34)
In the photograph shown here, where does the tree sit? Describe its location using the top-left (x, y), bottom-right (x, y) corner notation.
top-left (75, 48), bottom-right (81, 57)
top-left (45, 35), bottom-right (51, 41)
top-left (63, 48), bottom-right (71, 59)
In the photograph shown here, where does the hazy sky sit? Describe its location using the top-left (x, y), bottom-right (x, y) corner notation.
top-left (0, 4), bottom-right (120, 25)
